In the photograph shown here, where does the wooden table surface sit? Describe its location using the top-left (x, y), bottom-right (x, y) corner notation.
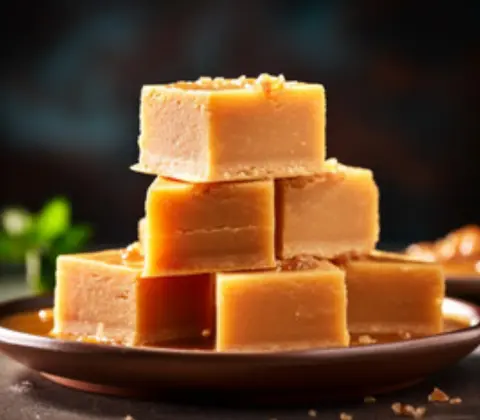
top-left (1, 275), bottom-right (479, 420)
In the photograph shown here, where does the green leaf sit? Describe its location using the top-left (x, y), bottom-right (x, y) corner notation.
top-left (0, 232), bottom-right (27, 263)
top-left (25, 249), bottom-right (42, 293)
top-left (52, 224), bottom-right (92, 255)
top-left (26, 225), bottom-right (92, 294)
top-left (25, 249), bottom-right (58, 294)
top-left (35, 197), bottom-right (71, 244)
top-left (38, 256), bottom-right (57, 294)
top-left (1, 208), bottom-right (33, 237)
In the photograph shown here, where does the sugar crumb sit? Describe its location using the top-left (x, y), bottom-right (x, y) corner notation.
top-left (414, 407), bottom-right (427, 418)
top-left (201, 329), bottom-right (211, 338)
top-left (255, 73), bottom-right (286, 96)
top-left (122, 241), bottom-right (143, 261)
top-left (403, 404), bottom-right (416, 416)
top-left (428, 387), bottom-right (450, 402)
top-left (308, 409), bottom-right (317, 417)
top-left (124, 416), bottom-right (135, 420)
top-left (392, 403), bottom-right (402, 415)
top-left (358, 335), bottom-right (377, 345)
top-left (10, 380), bottom-right (33, 394)
top-left (277, 255), bottom-right (320, 272)
top-left (449, 397), bottom-right (462, 405)
top-left (391, 402), bottom-right (426, 418)
top-left (364, 396), bottom-right (376, 403)
top-left (339, 413), bottom-right (352, 420)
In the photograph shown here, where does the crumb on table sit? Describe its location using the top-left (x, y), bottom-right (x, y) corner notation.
top-left (391, 402), bottom-right (427, 418)
top-left (428, 387), bottom-right (450, 402)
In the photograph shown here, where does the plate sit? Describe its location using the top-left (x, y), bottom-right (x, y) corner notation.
top-left (446, 275), bottom-right (480, 298)
top-left (0, 295), bottom-right (479, 403)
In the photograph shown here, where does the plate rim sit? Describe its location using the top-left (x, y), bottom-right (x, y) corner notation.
top-left (446, 274), bottom-right (480, 282)
top-left (0, 295), bottom-right (480, 363)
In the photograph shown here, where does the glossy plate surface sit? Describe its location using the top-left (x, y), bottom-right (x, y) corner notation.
top-left (0, 295), bottom-right (479, 402)
top-left (446, 275), bottom-right (480, 297)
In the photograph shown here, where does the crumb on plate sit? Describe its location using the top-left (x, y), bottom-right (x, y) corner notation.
top-left (358, 335), bottom-right (377, 345)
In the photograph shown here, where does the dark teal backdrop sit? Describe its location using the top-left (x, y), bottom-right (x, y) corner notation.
top-left (1, 1), bottom-right (478, 247)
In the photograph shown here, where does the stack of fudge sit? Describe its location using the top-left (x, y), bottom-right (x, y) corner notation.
top-left (54, 74), bottom-right (445, 351)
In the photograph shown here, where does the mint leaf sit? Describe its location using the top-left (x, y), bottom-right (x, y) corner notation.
top-left (1, 208), bottom-right (33, 237)
top-left (30, 225), bottom-right (92, 294)
top-left (35, 197), bottom-right (71, 244)
top-left (25, 249), bottom-right (42, 292)
top-left (26, 250), bottom-right (57, 294)
top-left (0, 232), bottom-right (28, 263)
top-left (50, 224), bottom-right (92, 257)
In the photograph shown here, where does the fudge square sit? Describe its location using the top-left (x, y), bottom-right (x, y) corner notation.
top-left (342, 259), bottom-right (445, 335)
top-left (216, 258), bottom-right (349, 351)
top-left (138, 216), bottom-right (146, 251)
top-left (275, 159), bottom-right (379, 259)
top-left (54, 250), bottom-right (215, 345)
top-left (143, 177), bottom-right (275, 277)
top-left (134, 74), bottom-right (326, 182)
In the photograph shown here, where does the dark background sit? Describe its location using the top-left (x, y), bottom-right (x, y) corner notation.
top-left (1, 1), bottom-right (479, 249)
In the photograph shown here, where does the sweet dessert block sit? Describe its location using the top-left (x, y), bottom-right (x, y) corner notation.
top-left (138, 217), bottom-right (146, 252)
top-left (341, 259), bottom-right (445, 335)
top-left (143, 177), bottom-right (275, 276)
top-left (275, 159), bottom-right (380, 259)
top-left (216, 257), bottom-right (349, 351)
top-left (53, 249), bottom-right (215, 345)
top-left (134, 74), bottom-right (326, 182)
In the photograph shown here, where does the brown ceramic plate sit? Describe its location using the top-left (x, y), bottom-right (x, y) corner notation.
top-left (0, 295), bottom-right (479, 403)
top-left (446, 275), bottom-right (480, 298)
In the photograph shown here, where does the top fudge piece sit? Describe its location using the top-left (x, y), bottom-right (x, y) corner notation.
top-left (134, 74), bottom-right (326, 182)
top-left (276, 159), bottom-right (380, 259)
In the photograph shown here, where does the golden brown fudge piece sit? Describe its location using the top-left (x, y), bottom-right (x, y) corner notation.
top-left (134, 74), bottom-right (326, 182)
top-left (138, 217), bottom-right (146, 252)
top-left (54, 249), bottom-right (215, 345)
top-left (216, 258), bottom-right (349, 351)
top-left (275, 159), bottom-right (379, 259)
top-left (143, 177), bottom-right (275, 276)
top-left (342, 259), bottom-right (444, 335)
